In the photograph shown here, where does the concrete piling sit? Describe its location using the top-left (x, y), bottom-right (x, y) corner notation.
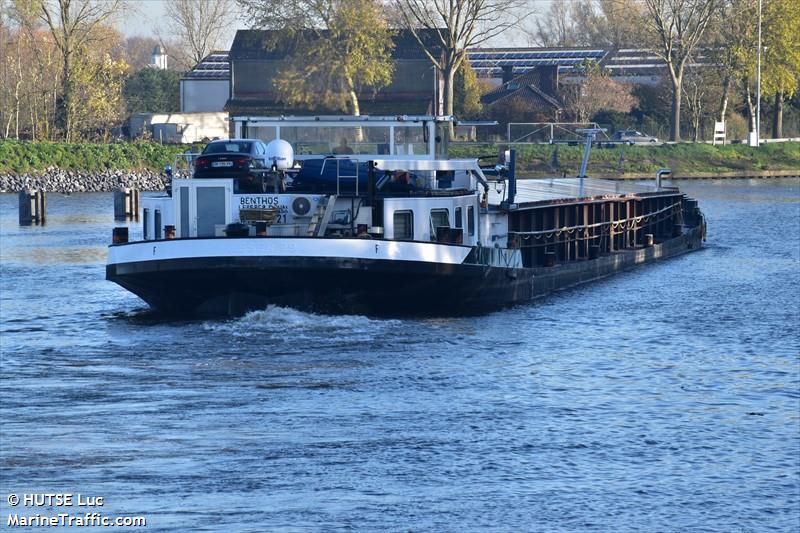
top-left (18, 190), bottom-right (46, 225)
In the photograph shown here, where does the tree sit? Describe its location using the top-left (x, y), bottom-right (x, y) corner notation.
top-left (527, 0), bottom-right (646, 49)
top-left (395, 0), bottom-right (526, 138)
top-left (643, 0), bottom-right (717, 141)
top-left (527, 0), bottom-right (578, 47)
top-left (237, 0), bottom-right (394, 116)
top-left (760, 0), bottom-right (800, 138)
top-left (123, 35), bottom-right (160, 70)
top-left (561, 62), bottom-right (636, 123)
top-left (714, 0), bottom-right (800, 138)
top-left (71, 52), bottom-right (128, 140)
top-left (165, 0), bottom-right (236, 67)
top-left (453, 59), bottom-right (483, 119)
top-left (14, 0), bottom-right (124, 141)
top-left (123, 68), bottom-right (180, 114)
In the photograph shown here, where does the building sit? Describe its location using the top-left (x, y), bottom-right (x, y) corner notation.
top-left (129, 112), bottom-right (228, 143)
top-left (480, 66), bottom-right (563, 121)
top-left (180, 52), bottom-right (230, 113)
top-left (149, 45), bottom-right (168, 70)
top-left (224, 29), bottom-right (444, 116)
top-left (178, 45), bottom-right (689, 120)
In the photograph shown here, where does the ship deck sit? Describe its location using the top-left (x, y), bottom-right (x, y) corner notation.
top-left (490, 177), bottom-right (669, 207)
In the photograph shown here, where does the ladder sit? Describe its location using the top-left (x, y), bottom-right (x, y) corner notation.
top-left (307, 195), bottom-right (337, 236)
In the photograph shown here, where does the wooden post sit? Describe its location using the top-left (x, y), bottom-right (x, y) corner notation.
top-left (114, 188), bottom-right (140, 220)
top-left (19, 190), bottom-right (46, 225)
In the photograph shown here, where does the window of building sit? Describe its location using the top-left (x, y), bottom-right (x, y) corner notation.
top-left (468, 205), bottom-right (475, 236)
top-left (393, 210), bottom-right (414, 240)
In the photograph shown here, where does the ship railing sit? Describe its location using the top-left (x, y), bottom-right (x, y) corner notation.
top-left (165, 152), bottom-right (202, 179)
top-left (507, 199), bottom-right (684, 249)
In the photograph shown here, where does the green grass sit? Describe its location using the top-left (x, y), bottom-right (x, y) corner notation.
top-left (449, 142), bottom-right (800, 177)
top-left (1, 139), bottom-right (798, 176)
top-left (0, 140), bottom-right (197, 173)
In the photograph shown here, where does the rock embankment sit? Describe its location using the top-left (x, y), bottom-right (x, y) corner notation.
top-left (0, 168), bottom-right (168, 193)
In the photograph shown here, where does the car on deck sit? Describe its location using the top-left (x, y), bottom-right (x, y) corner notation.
top-left (193, 139), bottom-right (270, 180)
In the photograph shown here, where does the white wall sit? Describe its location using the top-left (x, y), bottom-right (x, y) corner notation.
top-left (180, 79), bottom-right (230, 113)
top-left (130, 112), bottom-right (229, 143)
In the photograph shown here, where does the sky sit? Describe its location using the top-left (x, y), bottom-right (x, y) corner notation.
top-left (118, 0), bottom-right (541, 48)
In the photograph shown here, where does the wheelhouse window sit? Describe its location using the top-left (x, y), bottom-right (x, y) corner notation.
top-left (455, 207), bottom-right (463, 229)
top-left (393, 210), bottom-right (414, 240)
top-left (430, 208), bottom-right (450, 241)
top-left (468, 206), bottom-right (475, 236)
top-left (430, 208), bottom-right (449, 229)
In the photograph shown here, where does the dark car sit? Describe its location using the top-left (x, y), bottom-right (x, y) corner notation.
top-left (193, 139), bottom-right (269, 180)
top-left (611, 130), bottom-right (659, 144)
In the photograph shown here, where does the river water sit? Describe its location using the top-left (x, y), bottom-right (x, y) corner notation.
top-left (1, 179), bottom-right (798, 532)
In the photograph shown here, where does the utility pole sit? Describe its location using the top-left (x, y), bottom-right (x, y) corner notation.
top-left (756, 0), bottom-right (762, 146)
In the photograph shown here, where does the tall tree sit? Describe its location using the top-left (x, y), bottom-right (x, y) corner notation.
top-left (237, 0), bottom-right (394, 116)
top-left (165, 0), bottom-right (236, 67)
top-left (527, 0), bottom-right (578, 47)
top-left (528, 0), bottom-right (646, 49)
top-left (643, 0), bottom-right (717, 141)
top-left (759, 0), bottom-right (800, 138)
top-left (714, 0), bottom-right (800, 138)
top-left (453, 58), bottom-right (483, 119)
top-left (123, 68), bottom-right (180, 114)
top-left (13, 0), bottom-right (123, 141)
top-left (395, 0), bottom-right (526, 138)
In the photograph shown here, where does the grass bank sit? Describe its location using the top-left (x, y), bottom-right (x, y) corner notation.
top-left (0, 140), bottom-right (194, 173)
top-left (1, 139), bottom-right (798, 177)
top-left (449, 141), bottom-right (800, 177)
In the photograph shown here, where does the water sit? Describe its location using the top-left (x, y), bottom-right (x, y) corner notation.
top-left (1, 179), bottom-right (798, 532)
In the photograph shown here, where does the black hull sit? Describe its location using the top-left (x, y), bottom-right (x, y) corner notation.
top-left (107, 226), bottom-right (704, 317)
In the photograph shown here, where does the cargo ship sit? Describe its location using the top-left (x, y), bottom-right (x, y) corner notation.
top-left (106, 116), bottom-right (706, 316)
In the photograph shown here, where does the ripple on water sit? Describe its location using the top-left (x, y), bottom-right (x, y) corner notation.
top-left (0, 182), bottom-right (798, 532)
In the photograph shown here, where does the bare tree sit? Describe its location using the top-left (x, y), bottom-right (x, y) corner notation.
top-left (527, 0), bottom-right (646, 49)
top-left (14, 0), bottom-right (123, 141)
top-left (165, 0), bottom-right (236, 67)
top-left (643, 0), bottom-right (717, 141)
top-left (395, 0), bottom-right (527, 137)
top-left (527, 1), bottom-right (578, 47)
top-left (561, 63), bottom-right (636, 122)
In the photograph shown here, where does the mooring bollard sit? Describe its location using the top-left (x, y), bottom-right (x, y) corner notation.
top-left (112, 227), bottom-right (129, 244)
top-left (644, 233), bottom-right (654, 247)
top-left (114, 188), bottom-right (140, 220)
top-left (18, 189), bottom-right (46, 226)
